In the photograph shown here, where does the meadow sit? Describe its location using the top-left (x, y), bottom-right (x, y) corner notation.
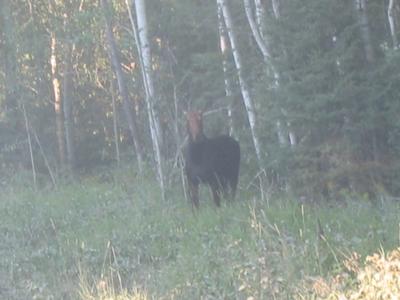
top-left (1, 168), bottom-right (399, 299)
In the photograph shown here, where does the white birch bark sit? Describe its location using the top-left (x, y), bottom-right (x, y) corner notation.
top-left (243, 0), bottom-right (279, 83)
top-left (254, 0), bottom-right (266, 31)
top-left (243, 0), bottom-right (271, 61)
top-left (217, 0), bottom-right (262, 162)
top-left (128, 0), bottom-right (165, 200)
top-left (244, 0), bottom-right (293, 147)
top-left (130, 0), bottom-right (162, 144)
top-left (354, 0), bottom-right (375, 63)
top-left (217, 4), bottom-right (235, 136)
top-left (62, 43), bottom-right (76, 171)
top-left (50, 33), bottom-right (66, 168)
top-left (388, 0), bottom-right (398, 49)
top-left (271, 0), bottom-right (281, 19)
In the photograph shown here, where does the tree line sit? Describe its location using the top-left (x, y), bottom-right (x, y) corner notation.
top-left (1, 0), bottom-right (400, 199)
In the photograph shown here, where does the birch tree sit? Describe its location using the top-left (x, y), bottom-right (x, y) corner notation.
top-left (217, 0), bottom-right (262, 163)
top-left (217, 4), bottom-right (235, 136)
top-left (127, 0), bottom-right (165, 200)
top-left (0, 0), bottom-right (17, 112)
top-left (62, 42), bottom-right (75, 171)
top-left (243, 0), bottom-right (295, 147)
top-left (271, 0), bottom-right (281, 20)
top-left (254, 0), bottom-right (267, 29)
top-left (354, 0), bottom-right (375, 63)
top-left (50, 32), bottom-right (66, 168)
top-left (101, 0), bottom-right (143, 173)
top-left (243, 0), bottom-right (271, 63)
top-left (388, 0), bottom-right (398, 49)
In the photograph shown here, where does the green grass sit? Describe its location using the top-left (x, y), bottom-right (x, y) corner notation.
top-left (0, 171), bottom-right (399, 299)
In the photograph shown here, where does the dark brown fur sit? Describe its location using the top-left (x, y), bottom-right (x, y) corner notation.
top-left (184, 111), bottom-right (240, 208)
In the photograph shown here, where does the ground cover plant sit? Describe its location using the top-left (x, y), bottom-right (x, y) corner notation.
top-left (1, 169), bottom-right (399, 299)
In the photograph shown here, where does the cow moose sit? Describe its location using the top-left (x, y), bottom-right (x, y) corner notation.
top-left (184, 111), bottom-right (240, 208)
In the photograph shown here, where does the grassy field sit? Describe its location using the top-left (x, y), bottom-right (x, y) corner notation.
top-left (1, 169), bottom-right (399, 299)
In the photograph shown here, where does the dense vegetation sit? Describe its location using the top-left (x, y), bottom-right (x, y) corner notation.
top-left (1, 169), bottom-right (399, 299)
top-left (1, 0), bottom-right (400, 298)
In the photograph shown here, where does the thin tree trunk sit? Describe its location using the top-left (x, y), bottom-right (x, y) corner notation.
top-left (244, 0), bottom-right (290, 147)
top-left (33, 129), bottom-right (57, 187)
top-left (388, 0), bottom-right (398, 49)
top-left (63, 42), bottom-right (76, 171)
top-left (101, 0), bottom-right (143, 173)
top-left (111, 79), bottom-right (121, 166)
top-left (244, 0), bottom-right (279, 84)
top-left (217, 0), bottom-right (262, 163)
top-left (271, 0), bottom-right (281, 20)
top-left (0, 0), bottom-right (18, 112)
top-left (22, 104), bottom-right (37, 190)
top-left (244, 0), bottom-right (271, 61)
top-left (128, 0), bottom-right (162, 146)
top-left (50, 32), bottom-right (66, 168)
top-left (127, 0), bottom-right (165, 200)
top-left (354, 0), bottom-right (375, 63)
top-left (254, 0), bottom-right (266, 30)
top-left (217, 4), bottom-right (235, 136)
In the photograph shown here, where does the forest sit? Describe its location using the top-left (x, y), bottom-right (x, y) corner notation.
top-left (1, 0), bottom-right (400, 299)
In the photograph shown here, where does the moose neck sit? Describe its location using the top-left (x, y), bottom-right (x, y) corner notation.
top-left (189, 132), bottom-right (206, 143)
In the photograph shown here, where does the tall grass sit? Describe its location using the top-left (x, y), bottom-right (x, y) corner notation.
top-left (0, 168), bottom-right (399, 299)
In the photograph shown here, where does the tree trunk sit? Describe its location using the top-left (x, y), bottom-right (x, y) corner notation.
top-left (254, 0), bottom-right (266, 30)
top-left (271, 0), bottom-right (281, 19)
top-left (243, 0), bottom-right (279, 84)
top-left (0, 0), bottom-right (18, 113)
top-left (243, 0), bottom-right (271, 62)
top-left (217, 0), bottom-right (262, 163)
top-left (354, 0), bottom-right (375, 63)
top-left (101, 0), bottom-right (143, 173)
top-left (388, 0), bottom-right (398, 49)
top-left (22, 104), bottom-right (37, 190)
top-left (63, 42), bottom-right (76, 171)
top-left (128, 0), bottom-right (166, 200)
top-left (50, 32), bottom-right (66, 168)
top-left (111, 78), bottom-right (121, 166)
top-left (217, 4), bottom-right (235, 136)
top-left (129, 0), bottom-right (162, 146)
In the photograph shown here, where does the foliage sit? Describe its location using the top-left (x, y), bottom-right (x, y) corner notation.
top-left (300, 248), bottom-right (400, 299)
top-left (0, 171), bottom-right (399, 299)
top-left (1, 0), bottom-right (400, 197)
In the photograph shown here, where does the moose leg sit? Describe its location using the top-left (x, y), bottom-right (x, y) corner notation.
top-left (189, 181), bottom-right (199, 208)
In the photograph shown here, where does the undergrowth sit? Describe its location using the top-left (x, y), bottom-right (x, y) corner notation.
top-left (0, 169), bottom-right (399, 299)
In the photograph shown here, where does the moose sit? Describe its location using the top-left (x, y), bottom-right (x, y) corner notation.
top-left (184, 111), bottom-right (240, 208)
